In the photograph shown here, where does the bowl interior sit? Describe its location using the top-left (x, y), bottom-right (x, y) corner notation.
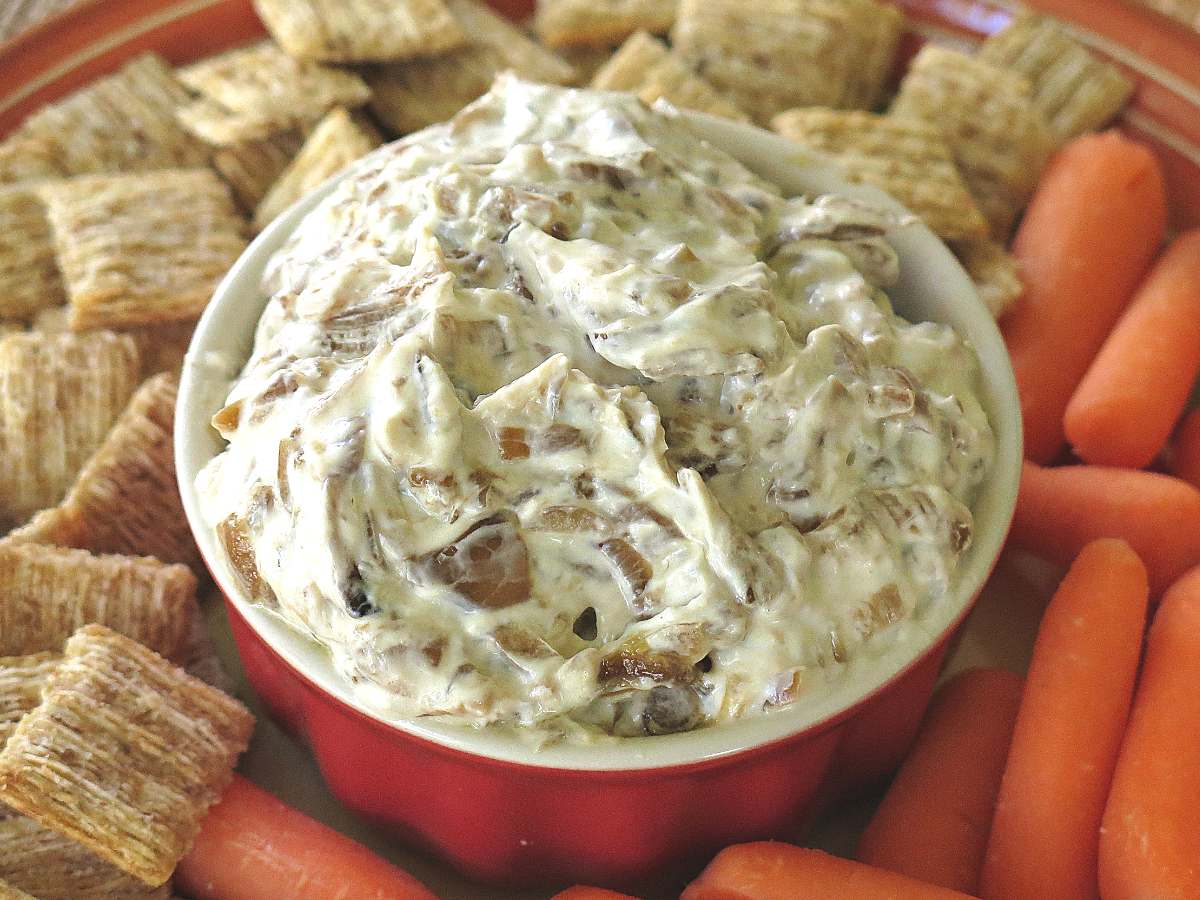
top-left (176, 108), bottom-right (1023, 772)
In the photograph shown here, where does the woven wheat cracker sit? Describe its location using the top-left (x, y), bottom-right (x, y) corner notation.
top-left (0, 185), bottom-right (63, 321)
top-left (953, 237), bottom-right (1025, 318)
top-left (559, 44), bottom-right (620, 85)
top-left (254, 108), bottom-right (381, 230)
top-left (41, 169), bottom-right (247, 330)
top-left (7, 373), bottom-right (201, 570)
top-left (772, 107), bottom-right (988, 241)
top-left (254, 0), bottom-right (466, 62)
top-left (0, 624), bottom-right (251, 885)
top-left (0, 543), bottom-right (197, 660)
top-left (891, 45), bottom-right (1054, 237)
top-left (211, 129), bottom-right (306, 213)
top-left (0, 817), bottom-right (172, 898)
top-left (0, 877), bottom-right (35, 899)
top-left (30, 305), bottom-right (68, 332)
top-left (366, 0), bottom-right (576, 135)
top-left (177, 41), bottom-right (370, 145)
top-left (671, 0), bottom-right (904, 124)
top-left (18, 54), bottom-right (207, 177)
top-left (0, 134), bottom-right (63, 185)
top-left (0, 332), bottom-right (140, 527)
top-left (979, 12), bottom-right (1133, 142)
top-left (0, 653), bottom-right (58, 747)
top-left (535, 0), bottom-right (677, 48)
top-left (592, 31), bottom-right (746, 120)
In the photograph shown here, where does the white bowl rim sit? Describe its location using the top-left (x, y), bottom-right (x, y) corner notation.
top-left (176, 106), bottom-right (1023, 773)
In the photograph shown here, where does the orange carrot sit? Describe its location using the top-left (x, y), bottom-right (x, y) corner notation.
top-left (1100, 566), bottom-right (1200, 900)
top-left (1064, 230), bottom-right (1200, 468)
top-left (551, 888), bottom-right (641, 900)
top-left (1001, 130), bottom-right (1166, 463)
top-left (175, 775), bottom-right (437, 900)
top-left (681, 843), bottom-right (975, 900)
top-left (1010, 461), bottom-right (1200, 595)
top-left (857, 668), bottom-right (1023, 894)
top-left (1168, 407), bottom-right (1200, 489)
top-left (980, 539), bottom-right (1148, 900)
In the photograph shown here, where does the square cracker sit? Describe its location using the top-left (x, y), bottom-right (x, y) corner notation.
top-left (253, 0), bottom-right (467, 63)
top-left (560, 44), bottom-right (621, 85)
top-left (0, 624), bottom-right (254, 887)
top-left (535, 0), bottom-right (677, 48)
top-left (0, 817), bottom-right (171, 899)
top-left (592, 31), bottom-right (747, 121)
top-left (0, 542), bottom-right (197, 660)
top-left (979, 12), bottom-right (1134, 143)
top-left (29, 307), bottom-right (194, 376)
top-left (671, 0), bottom-right (905, 125)
top-left (890, 45), bottom-right (1054, 238)
top-left (0, 877), bottom-right (35, 899)
top-left (771, 107), bottom-right (988, 241)
top-left (8, 373), bottom-right (202, 571)
top-left (0, 133), bottom-right (63, 185)
top-left (0, 331), bottom-right (140, 528)
top-left (41, 168), bottom-right (247, 330)
top-left (0, 185), bottom-right (65, 322)
top-left (17, 53), bottom-right (207, 178)
top-left (211, 129), bottom-right (306, 213)
top-left (365, 0), bottom-right (576, 135)
top-left (177, 41), bottom-right (371, 146)
top-left (130, 318), bottom-right (198, 377)
top-left (30, 305), bottom-right (68, 332)
top-left (254, 108), bottom-right (381, 230)
top-left (952, 238), bottom-right (1025, 318)
top-left (0, 652), bottom-right (59, 748)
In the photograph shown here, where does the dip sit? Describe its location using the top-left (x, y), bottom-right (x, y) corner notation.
top-left (198, 76), bottom-right (994, 741)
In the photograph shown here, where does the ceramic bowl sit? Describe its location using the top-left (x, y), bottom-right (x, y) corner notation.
top-left (174, 108), bottom-right (1022, 886)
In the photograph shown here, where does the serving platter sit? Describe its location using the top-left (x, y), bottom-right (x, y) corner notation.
top-left (2, 0), bottom-right (1197, 896)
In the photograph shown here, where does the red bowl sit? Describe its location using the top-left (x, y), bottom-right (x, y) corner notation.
top-left (175, 112), bottom-right (1023, 888)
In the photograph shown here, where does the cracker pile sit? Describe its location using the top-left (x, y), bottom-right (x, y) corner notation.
top-left (0, 0), bottom-right (1142, 891)
top-left (0, 626), bottom-right (253, 887)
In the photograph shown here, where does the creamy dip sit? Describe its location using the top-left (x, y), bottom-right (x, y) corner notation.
top-left (198, 76), bottom-right (993, 741)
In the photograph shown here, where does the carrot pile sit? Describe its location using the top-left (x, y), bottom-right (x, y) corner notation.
top-left (176, 775), bottom-right (438, 900)
top-left (1063, 230), bottom-right (1200, 468)
top-left (1001, 131), bottom-right (1167, 464)
top-left (857, 668), bottom-right (1023, 894)
top-left (663, 129), bottom-right (1200, 900)
top-left (1003, 131), bottom-right (1200, 593)
top-left (1100, 568), bottom-right (1200, 900)
top-left (980, 539), bottom-right (1148, 900)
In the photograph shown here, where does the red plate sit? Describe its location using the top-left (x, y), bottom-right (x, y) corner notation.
top-left (2, 2), bottom-right (1197, 897)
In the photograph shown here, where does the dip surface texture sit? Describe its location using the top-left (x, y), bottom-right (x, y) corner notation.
top-left (199, 77), bottom-right (994, 740)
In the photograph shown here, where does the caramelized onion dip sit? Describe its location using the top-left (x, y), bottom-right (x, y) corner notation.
top-left (198, 76), bottom-right (994, 741)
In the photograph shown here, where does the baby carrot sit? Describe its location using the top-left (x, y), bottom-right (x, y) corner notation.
top-left (1167, 408), bottom-right (1200, 489)
top-left (1001, 130), bottom-right (1167, 464)
top-left (551, 888), bottom-right (641, 899)
top-left (1010, 461), bottom-right (1200, 595)
top-left (175, 775), bottom-right (437, 900)
top-left (681, 843), bottom-right (975, 900)
top-left (1064, 230), bottom-right (1200, 468)
top-left (1100, 566), bottom-right (1200, 900)
top-left (857, 668), bottom-right (1023, 894)
top-left (980, 539), bottom-right (1148, 900)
